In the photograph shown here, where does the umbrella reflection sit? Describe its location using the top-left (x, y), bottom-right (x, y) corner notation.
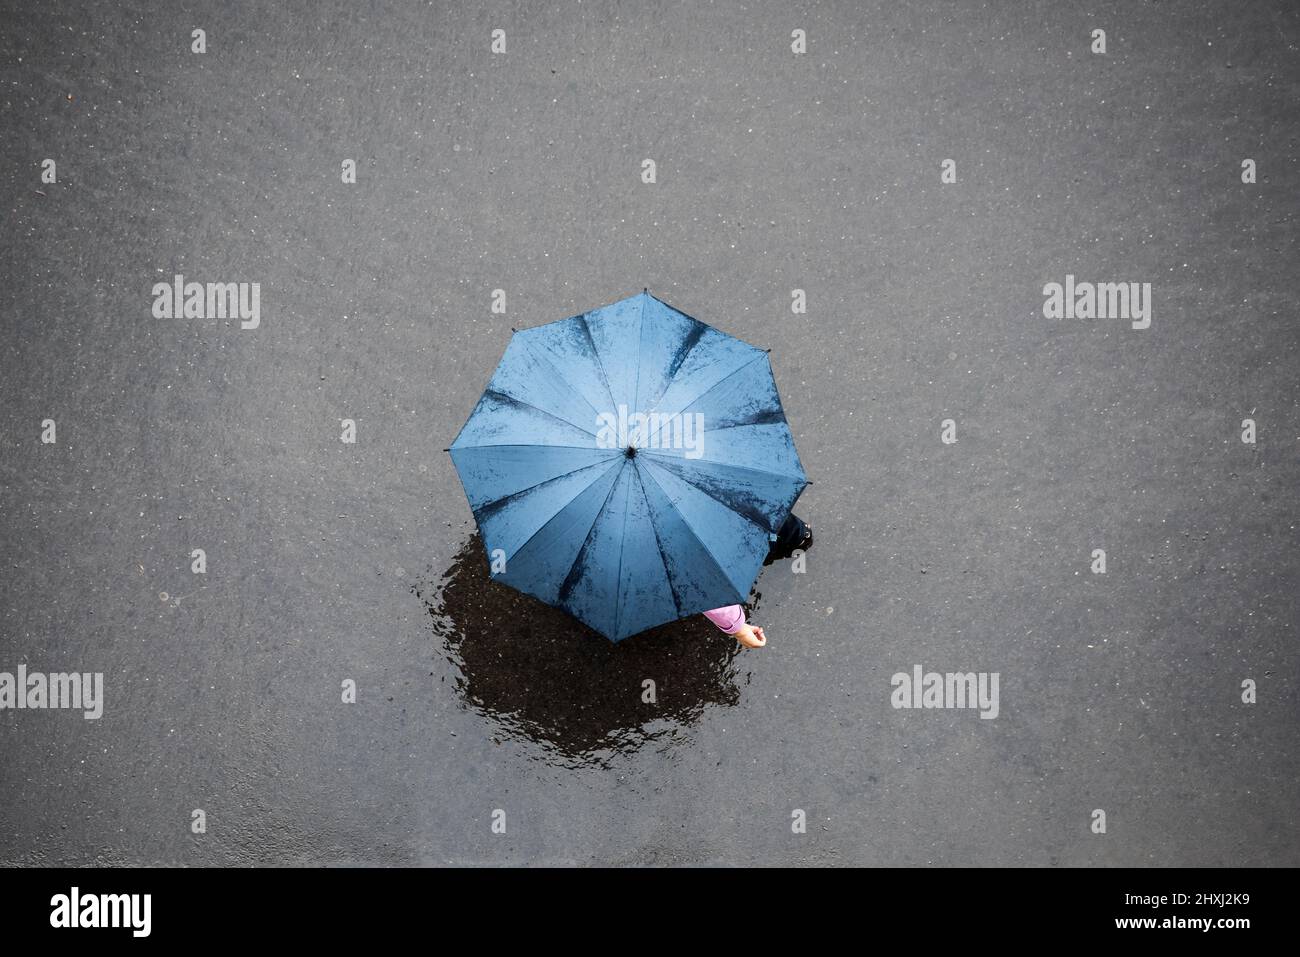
top-left (413, 534), bottom-right (758, 768)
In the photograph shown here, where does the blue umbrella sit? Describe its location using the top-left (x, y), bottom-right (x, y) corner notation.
top-left (448, 291), bottom-right (808, 642)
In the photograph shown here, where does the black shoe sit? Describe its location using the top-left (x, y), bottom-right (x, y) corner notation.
top-left (797, 523), bottom-right (813, 551)
top-left (763, 521), bottom-right (812, 565)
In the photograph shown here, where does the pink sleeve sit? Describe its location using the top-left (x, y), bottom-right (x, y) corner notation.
top-left (703, 604), bottom-right (746, 634)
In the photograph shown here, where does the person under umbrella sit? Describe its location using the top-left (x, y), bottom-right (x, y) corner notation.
top-left (448, 290), bottom-right (810, 644)
top-left (704, 513), bottom-right (812, 647)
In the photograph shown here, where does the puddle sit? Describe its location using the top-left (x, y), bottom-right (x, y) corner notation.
top-left (413, 534), bottom-right (760, 768)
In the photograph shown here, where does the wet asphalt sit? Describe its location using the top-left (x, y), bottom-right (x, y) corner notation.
top-left (1, 0), bottom-right (1297, 865)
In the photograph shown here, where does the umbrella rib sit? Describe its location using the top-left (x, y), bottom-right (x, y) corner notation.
top-left (496, 455), bottom-right (625, 564)
top-left (640, 352), bottom-right (768, 449)
top-left (635, 448), bottom-right (807, 483)
top-left (476, 454), bottom-right (620, 524)
top-left (611, 464), bottom-right (633, 639)
top-left (578, 314), bottom-right (621, 414)
top-left (638, 462), bottom-right (749, 605)
top-left (482, 388), bottom-right (600, 438)
top-left (640, 318), bottom-right (707, 422)
top-left (692, 409), bottom-right (789, 430)
top-left (633, 462), bottom-right (684, 619)
top-left (556, 458), bottom-right (630, 608)
top-left (628, 293), bottom-right (646, 441)
top-left (641, 456), bottom-right (776, 536)
top-left (452, 442), bottom-right (617, 453)
top-left (518, 338), bottom-right (610, 427)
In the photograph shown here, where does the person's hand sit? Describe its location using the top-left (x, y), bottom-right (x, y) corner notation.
top-left (733, 624), bottom-right (766, 648)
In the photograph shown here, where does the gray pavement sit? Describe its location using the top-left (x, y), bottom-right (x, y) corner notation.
top-left (0, 0), bottom-right (1297, 866)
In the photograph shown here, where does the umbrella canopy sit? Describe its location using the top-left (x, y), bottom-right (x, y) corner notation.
top-left (448, 291), bottom-right (808, 641)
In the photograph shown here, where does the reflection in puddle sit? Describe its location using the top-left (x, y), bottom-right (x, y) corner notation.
top-left (413, 534), bottom-right (758, 768)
